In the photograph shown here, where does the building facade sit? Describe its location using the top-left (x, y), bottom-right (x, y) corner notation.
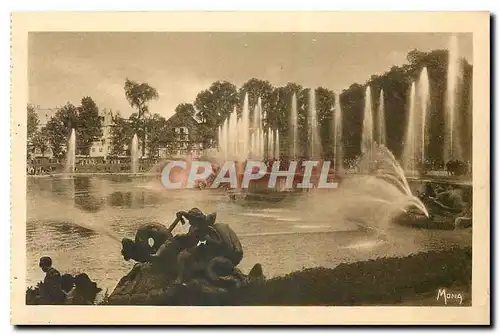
top-left (89, 108), bottom-right (115, 158)
top-left (164, 111), bottom-right (205, 158)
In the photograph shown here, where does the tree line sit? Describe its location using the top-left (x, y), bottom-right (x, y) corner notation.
top-left (109, 78), bottom-right (338, 159)
top-left (27, 97), bottom-right (103, 158)
top-left (27, 48), bottom-right (472, 165)
top-left (340, 49), bottom-right (472, 165)
top-left (162, 48), bottom-right (472, 164)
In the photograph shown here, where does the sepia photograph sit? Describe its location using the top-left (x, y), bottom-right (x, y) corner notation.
top-left (11, 12), bottom-right (490, 325)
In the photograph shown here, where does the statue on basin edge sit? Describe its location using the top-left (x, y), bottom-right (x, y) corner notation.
top-left (121, 222), bottom-right (173, 263)
top-left (120, 207), bottom-right (255, 292)
top-left (413, 183), bottom-right (472, 228)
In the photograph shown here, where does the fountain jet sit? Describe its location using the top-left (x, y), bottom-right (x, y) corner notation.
top-left (444, 34), bottom-right (463, 163)
top-left (228, 109), bottom-right (238, 159)
top-left (241, 93), bottom-right (250, 161)
top-left (65, 129), bottom-right (76, 174)
top-left (267, 129), bottom-right (274, 159)
top-left (402, 82), bottom-right (417, 173)
top-left (214, 95), bottom-right (273, 162)
top-left (419, 67), bottom-right (430, 162)
top-left (308, 89), bottom-right (321, 159)
top-left (290, 93), bottom-right (298, 159)
top-left (131, 133), bottom-right (139, 174)
top-left (377, 89), bottom-right (386, 146)
top-left (299, 143), bottom-right (428, 239)
top-left (362, 86), bottom-right (373, 155)
top-left (275, 129), bottom-right (280, 160)
top-left (255, 98), bottom-right (265, 160)
top-left (334, 92), bottom-right (343, 172)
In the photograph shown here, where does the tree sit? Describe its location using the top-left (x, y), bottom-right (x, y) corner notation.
top-left (44, 103), bottom-right (78, 158)
top-left (175, 103), bottom-right (196, 117)
top-left (160, 129), bottom-right (178, 157)
top-left (194, 81), bottom-right (239, 146)
top-left (77, 96), bottom-right (102, 155)
top-left (407, 49), bottom-right (427, 65)
top-left (109, 114), bottom-right (133, 156)
top-left (27, 105), bottom-right (39, 142)
top-left (269, 82), bottom-right (303, 157)
top-left (315, 87), bottom-right (336, 159)
top-left (339, 83), bottom-right (365, 161)
top-left (124, 79), bottom-right (159, 156)
top-left (27, 105), bottom-right (39, 155)
top-left (128, 113), bottom-right (145, 150)
top-left (145, 113), bottom-right (168, 158)
top-left (31, 129), bottom-right (49, 157)
top-left (238, 78), bottom-right (275, 126)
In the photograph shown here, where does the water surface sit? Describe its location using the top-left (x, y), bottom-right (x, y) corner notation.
top-left (26, 175), bottom-right (472, 294)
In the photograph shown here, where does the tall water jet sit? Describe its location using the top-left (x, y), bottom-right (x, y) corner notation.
top-left (215, 96), bottom-right (267, 162)
top-left (131, 133), bottom-right (139, 174)
top-left (444, 34), bottom-right (463, 163)
top-left (308, 89), bottom-right (321, 159)
top-left (465, 78), bottom-right (473, 162)
top-left (218, 124), bottom-right (226, 161)
top-left (254, 98), bottom-right (265, 161)
top-left (227, 112), bottom-right (233, 159)
top-left (377, 89), bottom-right (386, 146)
top-left (216, 100), bottom-right (255, 163)
top-left (236, 112), bottom-right (241, 157)
top-left (252, 104), bottom-right (259, 131)
top-left (265, 128), bottom-right (273, 159)
top-left (259, 128), bottom-right (265, 160)
top-left (236, 116), bottom-right (241, 157)
top-left (290, 93), bottom-right (298, 159)
top-left (224, 118), bottom-right (230, 161)
top-left (402, 82), bottom-right (417, 173)
top-left (251, 105), bottom-right (258, 158)
top-left (255, 128), bottom-right (261, 160)
top-left (65, 128), bottom-right (76, 174)
top-left (362, 86), bottom-right (373, 155)
top-left (250, 131), bottom-right (256, 158)
top-left (228, 109), bottom-right (238, 159)
top-left (419, 67), bottom-right (430, 162)
top-left (275, 129), bottom-right (280, 160)
top-left (241, 93), bottom-right (250, 160)
top-left (217, 126), bottom-right (222, 152)
top-left (267, 129), bottom-right (274, 159)
top-left (334, 92), bottom-right (343, 171)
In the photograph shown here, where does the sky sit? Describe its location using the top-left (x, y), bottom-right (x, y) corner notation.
top-left (29, 32), bottom-right (472, 120)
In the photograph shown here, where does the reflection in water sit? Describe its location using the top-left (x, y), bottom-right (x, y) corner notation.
top-left (26, 175), bottom-right (472, 294)
top-left (108, 191), bottom-right (147, 208)
top-left (48, 221), bottom-right (98, 238)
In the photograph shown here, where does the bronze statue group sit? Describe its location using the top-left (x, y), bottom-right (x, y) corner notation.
top-left (121, 208), bottom-right (256, 287)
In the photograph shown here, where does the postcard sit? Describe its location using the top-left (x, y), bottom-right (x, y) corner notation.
top-left (11, 11), bottom-right (490, 325)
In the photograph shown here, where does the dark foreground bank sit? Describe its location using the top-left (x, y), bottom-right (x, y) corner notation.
top-left (228, 247), bottom-right (471, 306)
top-left (103, 246), bottom-right (471, 306)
